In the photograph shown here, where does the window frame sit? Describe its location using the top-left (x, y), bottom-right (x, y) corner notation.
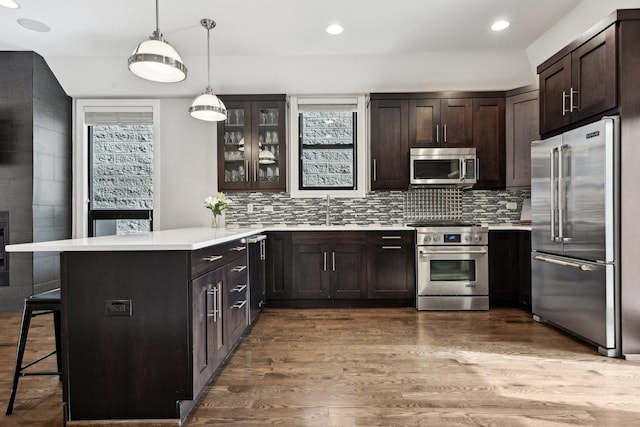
top-left (74, 99), bottom-right (161, 238)
top-left (288, 95), bottom-right (367, 198)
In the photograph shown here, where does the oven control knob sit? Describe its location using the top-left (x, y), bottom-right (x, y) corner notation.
top-left (465, 235), bottom-right (472, 242)
top-left (474, 234), bottom-right (483, 243)
top-left (433, 235), bottom-right (441, 242)
top-left (424, 235), bottom-right (431, 243)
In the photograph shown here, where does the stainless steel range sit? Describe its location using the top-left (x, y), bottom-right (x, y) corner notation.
top-left (409, 222), bottom-right (489, 310)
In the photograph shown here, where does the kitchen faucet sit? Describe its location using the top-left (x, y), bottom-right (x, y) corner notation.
top-left (326, 195), bottom-right (330, 226)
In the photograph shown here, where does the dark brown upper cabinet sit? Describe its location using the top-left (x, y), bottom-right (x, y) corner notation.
top-left (506, 89), bottom-right (539, 189)
top-left (473, 98), bottom-right (505, 189)
top-left (217, 95), bottom-right (287, 192)
top-left (539, 24), bottom-right (617, 136)
top-left (370, 99), bottom-right (409, 191)
top-left (409, 98), bottom-right (472, 147)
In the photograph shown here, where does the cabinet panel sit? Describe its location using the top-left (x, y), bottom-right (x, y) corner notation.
top-left (571, 25), bottom-right (617, 122)
top-left (506, 90), bottom-right (539, 188)
top-left (488, 231), bottom-right (520, 306)
top-left (441, 98), bottom-right (473, 146)
top-left (330, 244), bottom-right (366, 299)
top-left (370, 99), bottom-right (409, 190)
top-left (473, 98), bottom-right (505, 189)
top-left (292, 244), bottom-right (330, 299)
top-left (366, 231), bottom-right (416, 300)
top-left (409, 99), bottom-right (440, 147)
top-left (266, 232), bottom-right (292, 300)
top-left (539, 56), bottom-right (572, 135)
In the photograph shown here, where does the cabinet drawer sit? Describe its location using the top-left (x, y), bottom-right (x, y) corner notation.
top-left (227, 263), bottom-right (248, 305)
top-left (366, 231), bottom-right (415, 248)
top-left (292, 231), bottom-right (366, 245)
top-left (191, 239), bottom-right (247, 278)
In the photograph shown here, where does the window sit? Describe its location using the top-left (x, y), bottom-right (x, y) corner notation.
top-left (289, 96), bottom-right (367, 198)
top-left (299, 110), bottom-right (356, 190)
top-left (74, 100), bottom-right (160, 238)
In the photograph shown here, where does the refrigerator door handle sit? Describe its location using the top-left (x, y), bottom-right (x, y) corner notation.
top-left (560, 144), bottom-right (571, 243)
top-left (557, 145), bottom-right (566, 242)
top-left (533, 255), bottom-right (596, 272)
top-left (550, 148), bottom-right (557, 242)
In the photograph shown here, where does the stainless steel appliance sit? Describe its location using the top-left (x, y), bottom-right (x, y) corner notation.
top-left (244, 234), bottom-right (267, 324)
top-left (412, 222), bottom-right (489, 310)
top-left (531, 116), bottom-right (620, 357)
top-left (410, 148), bottom-right (478, 187)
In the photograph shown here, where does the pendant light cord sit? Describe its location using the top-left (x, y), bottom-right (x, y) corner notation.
top-left (154, 0), bottom-right (160, 35)
top-left (207, 25), bottom-right (211, 90)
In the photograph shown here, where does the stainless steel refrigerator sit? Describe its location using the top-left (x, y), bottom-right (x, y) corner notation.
top-left (531, 116), bottom-right (620, 357)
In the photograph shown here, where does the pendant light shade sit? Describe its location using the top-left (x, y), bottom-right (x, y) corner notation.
top-left (128, 0), bottom-right (187, 83)
top-left (189, 18), bottom-right (227, 122)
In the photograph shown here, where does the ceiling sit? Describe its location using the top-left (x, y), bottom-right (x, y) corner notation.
top-left (0, 0), bottom-right (584, 97)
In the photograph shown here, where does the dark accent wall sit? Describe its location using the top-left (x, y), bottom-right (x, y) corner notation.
top-left (0, 51), bottom-right (71, 310)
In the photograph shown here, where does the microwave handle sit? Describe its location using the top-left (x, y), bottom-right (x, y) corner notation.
top-left (460, 159), bottom-right (466, 182)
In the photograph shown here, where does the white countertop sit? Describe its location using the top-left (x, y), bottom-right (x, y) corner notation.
top-left (5, 225), bottom-right (414, 252)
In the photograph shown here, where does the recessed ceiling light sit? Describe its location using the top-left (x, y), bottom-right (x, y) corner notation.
top-left (0, 0), bottom-right (20, 9)
top-left (491, 20), bottom-right (510, 32)
top-left (326, 24), bottom-right (344, 35)
top-left (18, 18), bottom-right (51, 32)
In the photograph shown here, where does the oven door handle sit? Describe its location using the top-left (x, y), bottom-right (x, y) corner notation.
top-left (419, 248), bottom-right (487, 255)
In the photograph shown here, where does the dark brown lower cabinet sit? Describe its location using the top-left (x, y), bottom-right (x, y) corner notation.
top-left (61, 239), bottom-right (249, 424)
top-left (291, 232), bottom-right (367, 300)
top-left (366, 231), bottom-right (415, 300)
top-left (488, 230), bottom-right (531, 310)
top-left (268, 230), bottom-right (415, 307)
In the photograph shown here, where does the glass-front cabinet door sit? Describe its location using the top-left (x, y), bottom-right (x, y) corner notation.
top-left (218, 96), bottom-right (286, 192)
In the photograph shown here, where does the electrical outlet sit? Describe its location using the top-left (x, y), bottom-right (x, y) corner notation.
top-left (506, 202), bottom-right (518, 210)
top-left (247, 203), bottom-right (254, 213)
top-left (263, 205), bottom-right (274, 212)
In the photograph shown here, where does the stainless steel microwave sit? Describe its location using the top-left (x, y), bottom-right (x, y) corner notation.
top-left (409, 147), bottom-right (478, 186)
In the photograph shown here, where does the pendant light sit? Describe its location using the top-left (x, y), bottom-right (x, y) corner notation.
top-left (128, 0), bottom-right (187, 83)
top-left (189, 18), bottom-right (227, 122)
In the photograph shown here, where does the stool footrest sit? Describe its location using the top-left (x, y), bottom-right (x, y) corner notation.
top-left (20, 350), bottom-right (57, 372)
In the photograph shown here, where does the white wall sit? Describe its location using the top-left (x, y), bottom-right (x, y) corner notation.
top-left (158, 98), bottom-right (219, 230)
top-left (526, 0), bottom-right (640, 71)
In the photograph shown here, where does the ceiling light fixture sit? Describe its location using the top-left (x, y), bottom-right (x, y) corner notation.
top-left (0, 0), bottom-right (20, 9)
top-left (491, 20), bottom-right (510, 31)
top-left (128, 0), bottom-right (187, 83)
top-left (326, 24), bottom-right (344, 35)
top-left (189, 18), bottom-right (227, 122)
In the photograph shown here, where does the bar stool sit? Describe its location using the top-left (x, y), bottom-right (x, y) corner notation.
top-left (6, 288), bottom-right (62, 415)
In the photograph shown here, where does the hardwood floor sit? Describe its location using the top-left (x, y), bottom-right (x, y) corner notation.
top-left (1, 308), bottom-right (639, 426)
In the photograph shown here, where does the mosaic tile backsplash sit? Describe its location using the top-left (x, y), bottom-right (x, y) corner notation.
top-left (224, 188), bottom-right (530, 228)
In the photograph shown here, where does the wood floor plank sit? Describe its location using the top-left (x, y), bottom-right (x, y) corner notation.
top-left (1, 308), bottom-right (640, 426)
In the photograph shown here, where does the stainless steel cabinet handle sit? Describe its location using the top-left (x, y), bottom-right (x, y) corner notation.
top-left (372, 159), bottom-right (377, 182)
top-left (260, 240), bottom-right (266, 260)
top-left (230, 246), bottom-right (246, 252)
top-left (323, 252), bottom-right (327, 272)
top-left (436, 124), bottom-right (439, 143)
top-left (207, 285), bottom-right (219, 321)
top-left (217, 282), bottom-right (222, 319)
top-left (381, 236), bottom-right (402, 240)
top-left (534, 255), bottom-right (596, 271)
top-left (475, 158), bottom-right (480, 181)
top-left (570, 87), bottom-right (579, 112)
top-left (231, 265), bottom-right (247, 272)
top-left (203, 255), bottom-right (223, 262)
top-left (332, 252), bottom-right (336, 272)
top-left (382, 246), bottom-right (402, 250)
top-left (231, 284), bottom-right (247, 292)
top-left (232, 300), bottom-right (247, 309)
top-left (443, 124), bottom-right (447, 143)
top-left (562, 90), bottom-right (569, 115)
top-left (246, 160), bottom-right (250, 182)
top-left (254, 161), bottom-right (258, 182)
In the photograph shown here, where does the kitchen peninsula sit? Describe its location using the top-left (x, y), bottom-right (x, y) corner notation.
top-left (6, 225), bottom-right (413, 425)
